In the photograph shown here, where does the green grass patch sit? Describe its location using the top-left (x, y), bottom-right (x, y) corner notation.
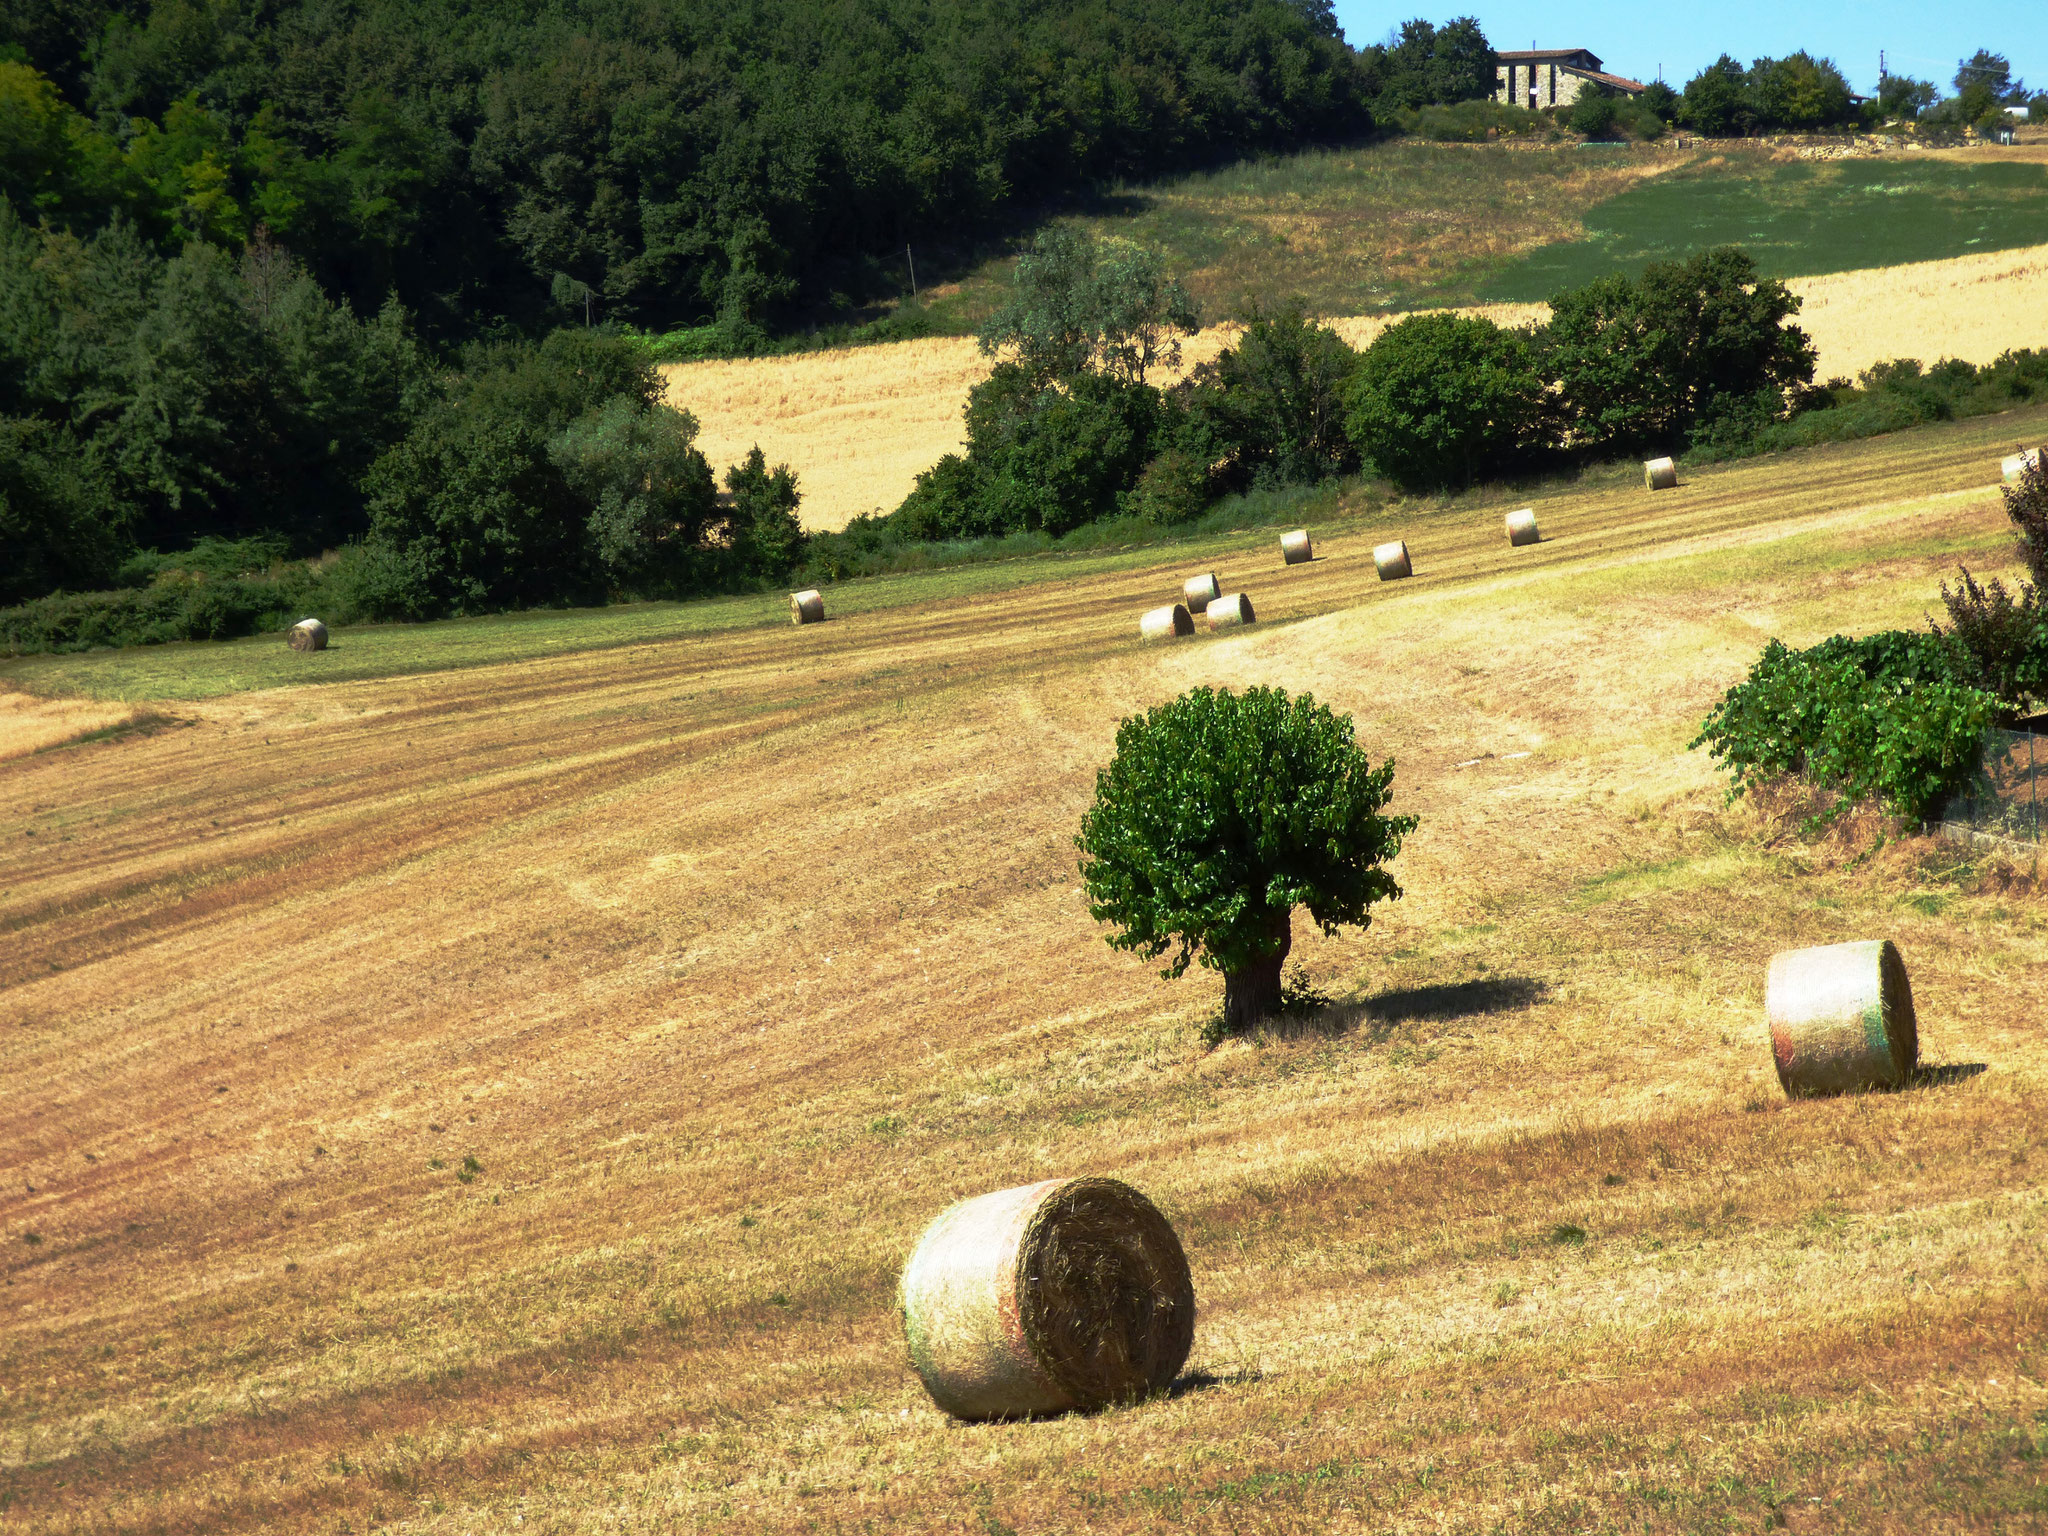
top-left (1479, 159), bottom-right (2048, 302)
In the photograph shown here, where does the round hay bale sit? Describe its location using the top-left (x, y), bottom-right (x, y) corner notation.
top-left (2002, 448), bottom-right (2041, 483)
top-left (1206, 592), bottom-right (1255, 629)
top-left (1182, 573), bottom-right (1222, 609)
top-left (1644, 457), bottom-right (1679, 491)
top-left (899, 1176), bottom-right (1195, 1421)
top-left (287, 618), bottom-right (328, 652)
top-left (1505, 508), bottom-right (1540, 547)
top-left (1766, 939), bottom-right (1918, 1098)
top-left (1140, 602), bottom-right (1196, 640)
top-left (1279, 529), bottom-right (1313, 565)
top-left (1373, 540), bottom-right (1412, 581)
top-left (790, 589), bottom-right (826, 625)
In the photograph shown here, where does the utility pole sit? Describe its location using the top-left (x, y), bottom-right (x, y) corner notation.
top-left (907, 245), bottom-right (919, 305)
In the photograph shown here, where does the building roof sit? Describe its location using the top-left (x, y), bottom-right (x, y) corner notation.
top-left (1570, 66), bottom-right (1648, 94)
top-left (1497, 48), bottom-right (1602, 66)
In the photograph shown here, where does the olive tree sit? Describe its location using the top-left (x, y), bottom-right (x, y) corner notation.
top-left (1076, 685), bottom-right (1416, 1035)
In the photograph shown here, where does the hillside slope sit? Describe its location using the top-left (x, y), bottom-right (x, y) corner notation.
top-left (3, 408), bottom-right (2046, 1533)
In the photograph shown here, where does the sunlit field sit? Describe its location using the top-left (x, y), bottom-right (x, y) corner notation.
top-left (4, 405), bottom-right (2046, 1534)
top-left (669, 245), bottom-right (2048, 531)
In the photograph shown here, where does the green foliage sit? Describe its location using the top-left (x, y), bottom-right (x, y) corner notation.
top-left (1691, 633), bottom-right (1998, 829)
top-left (1357, 18), bottom-right (1497, 112)
top-left (0, 416), bottom-right (123, 604)
top-left (1177, 301), bottom-right (1359, 493)
top-left (1125, 447), bottom-right (1215, 527)
top-left (548, 399), bottom-right (722, 597)
top-left (1677, 52), bottom-right (1859, 135)
top-left (1396, 98), bottom-right (1547, 142)
top-left (1878, 72), bottom-right (1938, 122)
top-left (1544, 247), bottom-right (1814, 455)
top-left (722, 448), bottom-right (807, 580)
top-left (1075, 684), bottom-right (1415, 985)
top-left (1343, 311), bottom-right (1552, 490)
top-left (0, 538), bottom-right (331, 654)
top-left (1568, 90), bottom-right (1618, 139)
top-left (978, 227), bottom-right (1199, 388)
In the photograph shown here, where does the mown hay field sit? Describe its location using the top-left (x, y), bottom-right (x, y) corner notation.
top-left (669, 244), bottom-right (2048, 532)
top-left (4, 405), bottom-right (2047, 1534)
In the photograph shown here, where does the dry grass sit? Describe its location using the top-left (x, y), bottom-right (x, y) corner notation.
top-left (4, 408), bottom-right (2048, 1533)
top-left (668, 247), bottom-right (2048, 531)
top-left (0, 694), bottom-right (151, 761)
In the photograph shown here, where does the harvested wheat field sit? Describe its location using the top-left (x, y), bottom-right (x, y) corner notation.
top-left (667, 247), bottom-right (2048, 530)
top-left (5, 407), bottom-right (2048, 1534)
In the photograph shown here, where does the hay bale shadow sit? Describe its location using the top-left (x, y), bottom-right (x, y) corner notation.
top-left (1167, 1368), bottom-right (1262, 1399)
top-left (1906, 1062), bottom-right (1989, 1090)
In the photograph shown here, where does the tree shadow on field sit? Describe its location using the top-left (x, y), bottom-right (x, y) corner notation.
top-left (1247, 975), bottom-right (1548, 1044)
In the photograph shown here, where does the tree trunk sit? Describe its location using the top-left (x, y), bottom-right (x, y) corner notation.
top-left (1221, 915), bottom-right (1292, 1035)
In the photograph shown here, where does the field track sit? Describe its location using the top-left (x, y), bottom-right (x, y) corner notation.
top-left (4, 408), bottom-right (2048, 1532)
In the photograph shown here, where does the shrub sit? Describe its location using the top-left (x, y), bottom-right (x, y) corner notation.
top-left (1691, 633), bottom-right (1996, 829)
top-left (1076, 685), bottom-right (1416, 1036)
top-left (1545, 247), bottom-right (1815, 455)
top-left (1125, 447), bottom-right (1214, 526)
top-left (1177, 300), bottom-right (1359, 492)
top-left (548, 398), bottom-right (721, 596)
top-left (1344, 312), bottom-right (1553, 490)
top-left (1933, 569), bottom-right (2046, 710)
top-left (723, 447), bottom-right (807, 578)
top-left (1568, 90), bottom-right (1617, 138)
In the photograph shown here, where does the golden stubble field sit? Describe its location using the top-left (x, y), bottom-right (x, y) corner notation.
top-left (668, 243), bottom-right (2048, 532)
top-left (4, 407), bottom-right (2048, 1534)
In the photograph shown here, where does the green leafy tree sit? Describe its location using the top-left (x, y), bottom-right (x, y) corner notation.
top-left (978, 227), bottom-right (1199, 388)
top-left (1543, 247), bottom-right (1816, 454)
top-left (1877, 72), bottom-right (1937, 121)
top-left (1954, 50), bottom-right (2025, 104)
top-left (1078, 686), bottom-right (1415, 1035)
top-left (1678, 56), bottom-right (1752, 135)
top-left (1748, 53), bottom-right (1854, 130)
top-left (723, 445), bottom-right (806, 578)
top-left (548, 397), bottom-right (722, 596)
top-left (0, 416), bottom-right (124, 604)
top-left (1359, 17), bottom-right (1496, 110)
top-left (1568, 89), bottom-right (1617, 138)
top-left (1177, 300), bottom-right (1360, 491)
top-left (1343, 311), bottom-right (1552, 490)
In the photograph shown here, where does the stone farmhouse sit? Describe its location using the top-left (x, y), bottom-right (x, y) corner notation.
top-left (1494, 48), bottom-right (1648, 111)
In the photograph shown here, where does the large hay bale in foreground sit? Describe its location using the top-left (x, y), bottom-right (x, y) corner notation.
top-left (1279, 529), bottom-right (1313, 565)
top-left (1373, 540), bottom-right (1412, 581)
top-left (1644, 457), bottom-right (1678, 491)
top-left (1767, 939), bottom-right (1918, 1097)
top-left (2003, 448), bottom-right (2042, 483)
top-left (1505, 508), bottom-right (1540, 547)
top-left (1206, 592), bottom-right (1255, 629)
top-left (790, 589), bottom-right (826, 625)
top-left (1140, 603), bottom-right (1195, 640)
top-left (899, 1177), bottom-right (1195, 1420)
top-left (287, 619), bottom-right (328, 652)
top-left (1182, 573), bottom-right (1222, 609)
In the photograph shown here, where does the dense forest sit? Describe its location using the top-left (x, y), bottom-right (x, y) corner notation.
top-left (2, 0), bottom-right (1375, 336)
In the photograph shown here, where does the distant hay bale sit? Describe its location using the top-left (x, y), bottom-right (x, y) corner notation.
top-left (1279, 529), bottom-right (1313, 565)
top-left (1206, 592), bottom-right (1255, 629)
top-left (2003, 448), bottom-right (2041, 482)
top-left (1644, 457), bottom-right (1678, 491)
top-left (790, 589), bottom-right (826, 625)
top-left (899, 1176), bottom-right (1195, 1420)
top-left (287, 619), bottom-right (327, 652)
top-left (1182, 573), bottom-right (1222, 609)
top-left (1766, 939), bottom-right (1919, 1097)
top-left (1505, 508), bottom-right (1540, 547)
top-left (1140, 603), bottom-right (1196, 640)
top-left (1373, 541), bottom-right (1412, 581)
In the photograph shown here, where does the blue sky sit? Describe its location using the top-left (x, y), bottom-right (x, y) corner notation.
top-left (1328, 1), bottom-right (2046, 96)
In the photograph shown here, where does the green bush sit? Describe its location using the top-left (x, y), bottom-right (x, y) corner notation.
top-left (0, 545), bottom-right (333, 654)
top-left (549, 398), bottom-right (722, 596)
top-left (1177, 301), bottom-right (1359, 493)
top-left (1691, 632), bottom-right (1997, 829)
top-left (1568, 91), bottom-right (1618, 138)
top-left (1344, 311), bottom-right (1553, 490)
top-left (1076, 685), bottom-right (1416, 1037)
top-left (0, 415), bottom-right (125, 605)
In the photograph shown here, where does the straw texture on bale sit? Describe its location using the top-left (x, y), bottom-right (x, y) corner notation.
top-left (2003, 448), bottom-right (2042, 482)
top-left (898, 1177), bottom-right (1195, 1421)
top-left (287, 618), bottom-right (328, 652)
top-left (1644, 457), bottom-right (1679, 491)
top-left (1279, 529), bottom-right (1313, 565)
top-left (1140, 603), bottom-right (1196, 640)
top-left (1766, 939), bottom-right (1919, 1098)
top-left (790, 589), bottom-right (826, 625)
top-left (1182, 573), bottom-right (1222, 609)
top-left (1206, 592), bottom-right (1255, 629)
top-left (1373, 540), bottom-right (1412, 581)
top-left (1505, 508), bottom-right (1540, 547)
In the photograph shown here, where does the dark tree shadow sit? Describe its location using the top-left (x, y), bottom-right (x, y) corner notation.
top-left (1362, 976), bottom-right (1549, 1024)
top-left (1906, 1062), bottom-right (1989, 1089)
